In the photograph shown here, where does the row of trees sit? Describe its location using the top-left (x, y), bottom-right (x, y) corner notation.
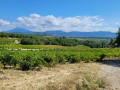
top-left (20, 37), bottom-right (109, 48)
top-left (0, 32), bottom-right (108, 48)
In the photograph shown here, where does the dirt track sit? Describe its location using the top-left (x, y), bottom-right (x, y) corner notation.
top-left (100, 60), bottom-right (120, 90)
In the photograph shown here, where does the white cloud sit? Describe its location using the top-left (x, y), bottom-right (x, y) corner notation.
top-left (0, 19), bottom-right (14, 31)
top-left (115, 22), bottom-right (119, 25)
top-left (30, 14), bottom-right (41, 18)
top-left (12, 14), bottom-right (105, 32)
top-left (0, 14), bottom-right (118, 32)
top-left (0, 19), bottom-right (10, 26)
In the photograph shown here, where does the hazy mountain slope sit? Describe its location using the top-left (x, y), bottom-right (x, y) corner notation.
top-left (4, 28), bottom-right (33, 34)
top-left (3, 28), bottom-right (116, 38)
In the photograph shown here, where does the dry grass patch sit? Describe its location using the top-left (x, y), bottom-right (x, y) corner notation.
top-left (76, 75), bottom-right (107, 90)
top-left (0, 63), bottom-right (107, 90)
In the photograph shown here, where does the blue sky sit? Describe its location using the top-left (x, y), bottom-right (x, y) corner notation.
top-left (0, 0), bottom-right (120, 32)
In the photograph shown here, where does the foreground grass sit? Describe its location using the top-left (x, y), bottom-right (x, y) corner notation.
top-left (76, 73), bottom-right (107, 90)
top-left (42, 63), bottom-right (108, 90)
top-left (0, 63), bottom-right (108, 90)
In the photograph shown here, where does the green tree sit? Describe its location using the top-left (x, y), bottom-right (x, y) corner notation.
top-left (115, 27), bottom-right (120, 47)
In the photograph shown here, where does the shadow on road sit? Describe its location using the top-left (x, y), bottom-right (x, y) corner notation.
top-left (97, 59), bottom-right (120, 68)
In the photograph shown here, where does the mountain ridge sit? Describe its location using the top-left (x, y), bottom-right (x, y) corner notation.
top-left (2, 28), bottom-right (116, 38)
top-left (5, 28), bottom-right (33, 34)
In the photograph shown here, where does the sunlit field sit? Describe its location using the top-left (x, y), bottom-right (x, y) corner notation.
top-left (0, 45), bottom-right (120, 71)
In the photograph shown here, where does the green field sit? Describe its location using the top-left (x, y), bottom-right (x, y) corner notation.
top-left (0, 45), bottom-right (120, 71)
top-left (0, 38), bottom-right (18, 45)
top-left (0, 45), bottom-right (90, 50)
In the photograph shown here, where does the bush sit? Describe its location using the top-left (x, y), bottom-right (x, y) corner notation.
top-left (20, 54), bottom-right (35, 70)
top-left (67, 54), bottom-right (82, 63)
top-left (99, 54), bottom-right (106, 60)
top-left (0, 51), bottom-right (13, 68)
top-left (56, 54), bottom-right (66, 64)
top-left (43, 55), bottom-right (56, 67)
top-left (20, 61), bottom-right (33, 71)
top-left (34, 57), bottom-right (44, 70)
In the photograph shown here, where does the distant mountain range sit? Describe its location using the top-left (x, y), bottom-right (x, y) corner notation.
top-left (5, 28), bottom-right (34, 34)
top-left (2, 28), bottom-right (116, 38)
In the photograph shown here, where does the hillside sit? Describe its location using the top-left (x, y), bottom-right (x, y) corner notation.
top-left (3, 28), bottom-right (116, 38)
top-left (5, 28), bottom-right (33, 34)
top-left (43, 31), bottom-right (116, 38)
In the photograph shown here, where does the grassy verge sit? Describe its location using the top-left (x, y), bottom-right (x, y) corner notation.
top-left (42, 63), bottom-right (108, 90)
top-left (0, 63), bottom-right (108, 90)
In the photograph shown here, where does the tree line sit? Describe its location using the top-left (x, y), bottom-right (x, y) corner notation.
top-left (0, 32), bottom-right (108, 48)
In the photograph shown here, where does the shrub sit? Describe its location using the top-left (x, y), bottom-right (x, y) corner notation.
top-left (20, 54), bottom-right (35, 70)
top-left (20, 61), bottom-right (33, 71)
top-left (99, 54), bottom-right (106, 60)
top-left (0, 51), bottom-right (13, 68)
top-left (56, 54), bottom-right (66, 64)
top-left (43, 55), bottom-right (56, 67)
top-left (34, 57), bottom-right (44, 70)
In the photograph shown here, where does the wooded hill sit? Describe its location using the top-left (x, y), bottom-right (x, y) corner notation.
top-left (0, 32), bottom-right (109, 48)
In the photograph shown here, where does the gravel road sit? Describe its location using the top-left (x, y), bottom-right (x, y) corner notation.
top-left (100, 60), bottom-right (120, 90)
